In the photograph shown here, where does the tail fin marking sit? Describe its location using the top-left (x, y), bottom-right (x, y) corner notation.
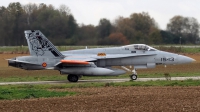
top-left (24, 30), bottom-right (64, 57)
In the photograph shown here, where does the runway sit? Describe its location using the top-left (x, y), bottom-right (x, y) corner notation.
top-left (0, 76), bottom-right (200, 85)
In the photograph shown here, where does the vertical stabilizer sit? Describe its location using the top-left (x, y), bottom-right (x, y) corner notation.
top-left (24, 30), bottom-right (64, 57)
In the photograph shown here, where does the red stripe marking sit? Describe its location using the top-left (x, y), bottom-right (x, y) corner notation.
top-left (61, 60), bottom-right (89, 64)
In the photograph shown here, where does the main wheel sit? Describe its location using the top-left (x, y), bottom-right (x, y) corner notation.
top-left (130, 74), bottom-right (137, 80)
top-left (67, 74), bottom-right (79, 82)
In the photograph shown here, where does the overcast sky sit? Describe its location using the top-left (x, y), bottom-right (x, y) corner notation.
top-left (1, 0), bottom-right (200, 30)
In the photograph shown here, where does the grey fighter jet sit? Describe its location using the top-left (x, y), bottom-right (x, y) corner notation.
top-left (8, 30), bottom-right (195, 82)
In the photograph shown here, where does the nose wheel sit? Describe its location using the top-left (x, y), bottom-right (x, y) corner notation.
top-left (130, 74), bottom-right (137, 80)
top-left (130, 69), bottom-right (137, 80)
top-left (121, 66), bottom-right (138, 80)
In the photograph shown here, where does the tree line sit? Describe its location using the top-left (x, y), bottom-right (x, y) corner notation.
top-left (0, 2), bottom-right (199, 46)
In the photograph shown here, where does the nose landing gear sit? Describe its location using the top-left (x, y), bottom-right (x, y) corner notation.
top-left (130, 69), bottom-right (137, 80)
top-left (121, 66), bottom-right (138, 80)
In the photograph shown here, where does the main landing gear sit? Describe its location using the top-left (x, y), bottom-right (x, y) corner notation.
top-left (67, 74), bottom-right (79, 82)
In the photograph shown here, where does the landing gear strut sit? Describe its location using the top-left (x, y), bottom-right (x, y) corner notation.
top-left (121, 66), bottom-right (138, 80)
top-left (67, 74), bottom-right (79, 82)
top-left (130, 69), bottom-right (137, 80)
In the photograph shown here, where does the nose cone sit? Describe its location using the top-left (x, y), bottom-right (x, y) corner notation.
top-left (178, 55), bottom-right (195, 64)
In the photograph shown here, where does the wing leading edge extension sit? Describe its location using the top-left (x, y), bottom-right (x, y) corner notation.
top-left (93, 53), bottom-right (157, 59)
top-left (60, 60), bottom-right (89, 65)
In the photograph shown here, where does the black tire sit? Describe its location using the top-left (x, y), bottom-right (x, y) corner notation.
top-left (68, 74), bottom-right (79, 82)
top-left (130, 74), bottom-right (137, 80)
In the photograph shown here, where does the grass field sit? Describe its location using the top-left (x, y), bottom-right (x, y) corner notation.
top-left (0, 85), bottom-right (76, 100)
top-left (0, 79), bottom-right (199, 100)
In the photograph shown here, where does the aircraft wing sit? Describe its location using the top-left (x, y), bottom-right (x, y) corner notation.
top-left (55, 54), bottom-right (156, 66)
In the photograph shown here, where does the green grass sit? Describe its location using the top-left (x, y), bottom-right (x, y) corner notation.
top-left (0, 79), bottom-right (200, 100)
top-left (0, 46), bottom-right (28, 53)
top-left (44, 79), bottom-right (200, 87)
top-left (181, 47), bottom-right (200, 53)
top-left (136, 73), bottom-right (200, 78)
top-left (0, 72), bottom-right (200, 82)
top-left (80, 72), bottom-right (200, 80)
top-left (112, 79), bottom-right (200, 87)
top-left (0, 85), bottom-right (76, 100)
top-left (0, 75), bottom-right (67, 82)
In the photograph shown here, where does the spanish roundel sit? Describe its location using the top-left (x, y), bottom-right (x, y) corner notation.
top-left (42, 62), bottom-right (47, 67)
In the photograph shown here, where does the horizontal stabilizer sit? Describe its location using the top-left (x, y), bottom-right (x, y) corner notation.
top-left (6, 59), bottom-right (39, 65)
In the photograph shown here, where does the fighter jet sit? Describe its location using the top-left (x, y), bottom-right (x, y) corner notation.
top-left (8, 30), bottom-right (195, 82)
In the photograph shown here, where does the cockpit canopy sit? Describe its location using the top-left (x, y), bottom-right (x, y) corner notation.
top-left (123, 44), bottom-right (157, 51)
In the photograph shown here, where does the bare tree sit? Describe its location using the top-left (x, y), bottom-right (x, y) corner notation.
top-left (23, 3), bottom-right (38, 25)
top-left (167, 16), bottom-right (200, 44)
top-left (58, 4), bottom-right (71, 16)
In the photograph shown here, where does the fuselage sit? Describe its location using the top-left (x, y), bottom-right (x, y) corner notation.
top-left (8, 44), bottom-right (195, 71)
top-left (61, 44), bottom-right (194, 69)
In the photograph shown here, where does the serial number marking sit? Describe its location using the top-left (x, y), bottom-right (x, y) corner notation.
top-left (161, 57), bottom-right (174, 61)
